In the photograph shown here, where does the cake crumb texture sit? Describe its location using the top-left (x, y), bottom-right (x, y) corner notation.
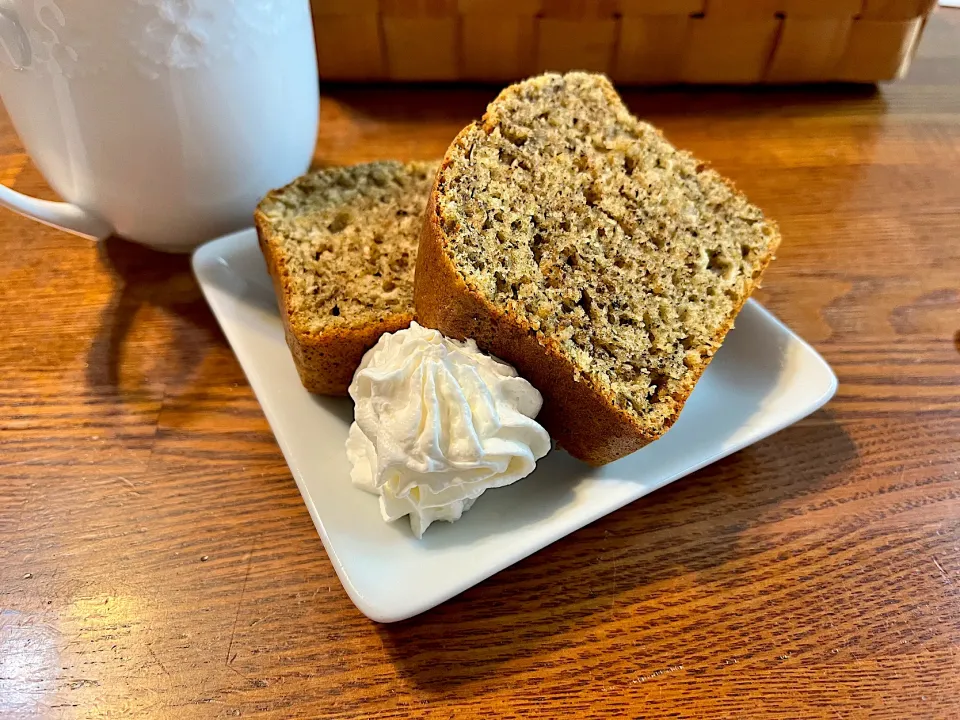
top-left (256, 160), bottom-right (436, 395)
top-left (420, 72), bottom-right (780, 462)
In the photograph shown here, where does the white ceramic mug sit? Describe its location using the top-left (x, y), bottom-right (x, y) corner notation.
top-left (0, 0), bottom-right (319, 251)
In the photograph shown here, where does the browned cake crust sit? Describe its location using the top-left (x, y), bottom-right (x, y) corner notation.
top-left (415, 74), bottom-right (779, 465)
top-left (256, 161), bottom-right (434, 396)
top-left (416, 187), bottom-right (654, 464)
top-left (256, 226), bottom-right (413, 395)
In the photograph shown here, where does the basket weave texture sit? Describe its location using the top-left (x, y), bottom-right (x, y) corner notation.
top-left (310, 0), bottom-right (936, 83)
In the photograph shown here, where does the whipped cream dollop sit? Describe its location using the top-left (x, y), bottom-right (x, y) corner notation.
top-left (346, 322), bottom-right (551, 538)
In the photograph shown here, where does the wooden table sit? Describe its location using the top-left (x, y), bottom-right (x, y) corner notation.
top-left (2, 11), bottom-right (959, 719)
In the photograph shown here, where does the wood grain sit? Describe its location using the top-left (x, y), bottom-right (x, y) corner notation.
top-left (2, 10), bottom-right (960, 720)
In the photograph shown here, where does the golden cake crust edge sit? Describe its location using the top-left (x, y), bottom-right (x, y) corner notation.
top-left (415, 101), bottom-right (780, 466)
top-left (255, 209), bottom-right (413, 396)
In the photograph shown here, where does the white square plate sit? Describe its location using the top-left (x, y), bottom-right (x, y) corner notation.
top-left (193, 229), bottom-right (837, 623)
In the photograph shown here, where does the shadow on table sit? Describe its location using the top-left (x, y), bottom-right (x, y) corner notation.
top-left (321, 81), bottom-right (882, 121)
top-left (619, 83), bottom-right (883, 120)
top-left (85, 236), bottom-right (227, 402)
top-left (376, 408), bottom-right (858, 693)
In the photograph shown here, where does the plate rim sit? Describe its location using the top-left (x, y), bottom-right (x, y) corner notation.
top-left (192, 228), bottom-right (838, 622)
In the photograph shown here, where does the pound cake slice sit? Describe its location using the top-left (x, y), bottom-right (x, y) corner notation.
top-left (415, 73), bottom-right (780, 465)
top-left (256, 161), bottom-right (436, 395)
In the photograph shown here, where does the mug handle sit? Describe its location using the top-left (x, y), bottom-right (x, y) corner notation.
top-left (0, 3), bottom-right (112, 240)
top-left (0, 184), bottom-right (113, 239)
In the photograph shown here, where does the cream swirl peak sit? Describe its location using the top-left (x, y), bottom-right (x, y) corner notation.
top-left (346, 322), bottom-right (551, 538)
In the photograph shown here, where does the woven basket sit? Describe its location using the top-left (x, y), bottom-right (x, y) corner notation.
top-left (310, 0), bottom-right (935, 83)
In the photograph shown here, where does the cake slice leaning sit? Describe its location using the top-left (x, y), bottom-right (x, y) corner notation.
top-left (415, 73), bottom-right (781, 465)
top-left (256, 160), bottom-right (436, 396)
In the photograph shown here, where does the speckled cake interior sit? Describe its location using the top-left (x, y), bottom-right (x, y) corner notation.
top-left (436, 73), bottom-right (780, 427)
